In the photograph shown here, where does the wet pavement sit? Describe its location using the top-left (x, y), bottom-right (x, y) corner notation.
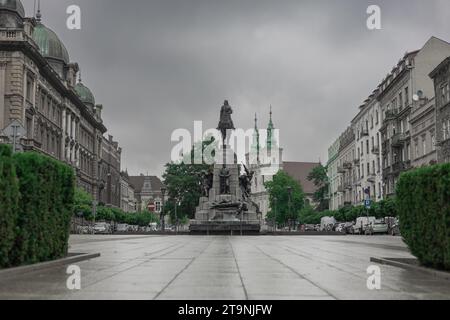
top-left (1, 235), bottom-right (449, 300)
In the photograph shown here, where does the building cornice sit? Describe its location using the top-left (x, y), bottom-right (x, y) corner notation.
top-left (0, 39), bottom-right (107, 133)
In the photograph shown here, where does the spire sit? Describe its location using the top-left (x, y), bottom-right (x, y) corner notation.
top-left (267, 105), bottom-right (277, 150)
top-left (251, 113), bottom-right (260, 164)
top-left (36, 0), bottom-right (42, 22)
top-left (268, 105), bottom-right (274, 130)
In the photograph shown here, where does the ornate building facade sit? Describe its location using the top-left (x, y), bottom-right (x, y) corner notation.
top-left (0, 1), bottom-right (122, 206)
top-left (128, 175), bottom-right (165, 213)
top-left (327, 36), bottom-right (450, 204)
top-left (247, 109), bottom-right (320, 222)
top-left (430, 57), bottom-right (450, 163)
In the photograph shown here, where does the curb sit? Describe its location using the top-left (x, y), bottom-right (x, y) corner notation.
top-left (0, 253), bottom-right (101, 278)
top-left (370, 257), bottom-right (450, 281)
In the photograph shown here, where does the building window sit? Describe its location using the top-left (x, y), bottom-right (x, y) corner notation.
top-left (155, 201), bottom-right (162, 213)
top-left (405, 87), bottom-right (409, 107)
top-left (415, 140), bottom-right (419, 158)
top-left (440, 82), bottom-right (450, 105)
top-left (431, 133), bottom-right (436, 151)
top-left (392, 98), bottom-right (397, 110)
top-left (422, 136), bottom-right (426, 156)
top-left (26, 75), bottom-right (34, 102)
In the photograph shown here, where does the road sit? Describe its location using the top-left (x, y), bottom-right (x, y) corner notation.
top-left (1, 235), bottom-right (449, 300)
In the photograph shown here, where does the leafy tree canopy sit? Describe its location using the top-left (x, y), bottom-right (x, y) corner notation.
top-left (265, 170), bottom-right (305, 224)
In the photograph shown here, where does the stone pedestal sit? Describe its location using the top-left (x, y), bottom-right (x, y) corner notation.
top-left (190, 147), bottom-right (261, 235)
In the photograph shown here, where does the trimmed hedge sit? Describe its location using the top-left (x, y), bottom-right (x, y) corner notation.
top-left (396, 163), bottom-right (450, 271)
top-left (0, 148), bottom-right (75, 268)
top-left (0, 145), bottom-right (19, 267)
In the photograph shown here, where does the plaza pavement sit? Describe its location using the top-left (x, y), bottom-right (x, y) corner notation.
top-left (0, 235), bottom-right (449, 300)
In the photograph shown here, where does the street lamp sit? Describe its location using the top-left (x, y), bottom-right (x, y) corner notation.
top-left (273, 196), bottom-right (278, 232)
top-left (287, 186), bottom-right (293, 232)
top-left (160, 187), bottom-right (167, 232)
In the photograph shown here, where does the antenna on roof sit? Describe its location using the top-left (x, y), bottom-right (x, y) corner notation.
top-left (36, 0), bottom-right (42, 22)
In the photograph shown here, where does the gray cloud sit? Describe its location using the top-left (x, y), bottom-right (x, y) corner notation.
top-left (22, 0), bottom-right (450, 176)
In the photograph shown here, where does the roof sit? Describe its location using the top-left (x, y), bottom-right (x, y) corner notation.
top-left (0, 0), bottom-right (25, 18)
top-left (75, 82), bottom-right (96, 106)
top-left (33, 22), bottom-right (70, 64)
top-left (128, 175), bottom-right (164, 194)
top-left (282, 162), bottom-right (320, 195)
top-left (429, 56), bottom-right (450, 79)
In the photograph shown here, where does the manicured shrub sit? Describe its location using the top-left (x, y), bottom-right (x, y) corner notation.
top-left (10, 152), bottom-right (75, 266)
top-left (396, 163), bottom-right (450, 271)
top-left (0, 145), bottom-right (19, 268)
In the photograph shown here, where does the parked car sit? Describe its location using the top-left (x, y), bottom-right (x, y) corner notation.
top-left (353, 217), bottom-right (376, 235)
top-left (343, 222), bottom-right (354, 234)
top-left (93, 222), bottom-right (110, 234)
top-left (127, 225), bottom-right (139, 232)
top-left (116, 224), bottom-right (129, 232)
top-left (304, 224), bottom-right (316, 232)
top-left (366, 219), bottom-right (389, 235)
top-left (335, 223), bottom-right (346, 233)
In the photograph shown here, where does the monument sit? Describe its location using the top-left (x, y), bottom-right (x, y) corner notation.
top-left (190, 100), bottom-right (261, 234)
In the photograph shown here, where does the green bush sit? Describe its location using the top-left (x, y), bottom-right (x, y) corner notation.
top-left (396, 163), bottom-right (450, 271)
top-left (10, 152), bottom-right (75, 266)
top-left (0, 145), bottom-right (19, 267)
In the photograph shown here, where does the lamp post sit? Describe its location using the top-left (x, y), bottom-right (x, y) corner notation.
top-left (160, 187), bottom-right (167, 232)
top-left (174, 197), bottom-right (181, 235)
top-left (287, 186), bottom-right (293, 232)
top-left (273, 196), bottom-right (277, 232)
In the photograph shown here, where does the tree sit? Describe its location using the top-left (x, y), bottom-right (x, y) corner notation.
top-left (73, 187), bottom-right (93, 220)
top-left (163, 137), bottom-right (216, 220)
top-left (0, 145), bottom-right (19, 268)
top-left (265, 170), bottom-right (305, 226)
top-left (307, 164), bottom-right (329, 211)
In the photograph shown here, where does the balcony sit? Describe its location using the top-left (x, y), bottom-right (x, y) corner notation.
top-left (344, 182), bottom-right (352, 190)
top-left (391, 133), bottom-right (407, 147)
top-left (337, 166), bottom-right (345, 174)
top-left (337, 185), bottom-right (344, 193)
top-left (343, 161), bottom-right (353, 170)
top-left (371, 146), bottom-right (380, 155)
top-left (353, 157), bottom-right (360, 165)
top-left (385, 109), bottom-right (399, 120)
top-left (392, 160), bottom-right (411, 174)
top-left (367, 173), bottom-right (376, 183)
top-left (361, 129), bottom-right (369, 137)
top-left (0, 30), bottom-right (26, 41)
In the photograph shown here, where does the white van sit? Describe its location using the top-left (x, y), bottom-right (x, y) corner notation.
top-left (353, 217), bottom-right (376, 235)
top-left (320, 216), bottom-right (337, 232)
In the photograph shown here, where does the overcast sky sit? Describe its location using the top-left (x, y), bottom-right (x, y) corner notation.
top-left (22, 0), bottom-right (450, 177)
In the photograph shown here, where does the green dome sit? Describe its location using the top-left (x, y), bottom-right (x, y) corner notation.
top-left (0, 0), bottom-right (25, 18)
top-left (32, 23), bottom-right (70, 64)
top-left (75, 82), bottom-right (96, 106)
